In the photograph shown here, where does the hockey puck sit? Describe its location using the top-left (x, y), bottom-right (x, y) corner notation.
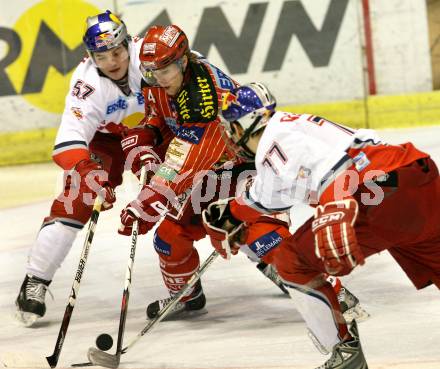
top-left (96, 333), bottom-right (113, 351)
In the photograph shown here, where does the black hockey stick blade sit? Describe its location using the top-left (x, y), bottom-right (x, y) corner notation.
top-left (87, 347), bottom-right (120, 369)
top-left (46, 353), bottom-right (59, 368)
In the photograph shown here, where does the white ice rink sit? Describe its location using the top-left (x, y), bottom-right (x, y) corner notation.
top-left (1, 126), bottom-right (440, 369)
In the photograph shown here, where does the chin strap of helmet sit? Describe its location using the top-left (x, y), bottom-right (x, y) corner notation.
top-left (235, 115), bottom-right (263, 148)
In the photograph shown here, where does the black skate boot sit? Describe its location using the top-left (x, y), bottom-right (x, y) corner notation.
top-left (337, 287), bottom-right (370, 323)
top-left (15, 274), bottom-right (51, 327)
top-left (146, 280), bottom-right (206, 320)
top-left (316, 320), bottom-right (368, 369)
top-left (256, 261), bottom-right (289, 295)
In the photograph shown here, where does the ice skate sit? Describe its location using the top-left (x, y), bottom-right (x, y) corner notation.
top-left (308, 287), bottom-right (370, 355)
top-left (337, 287), bottom-right (370, 323)
top-left (15, 274), bottom-right (51, 327)
top-left (316, 320), bottom-right (368, 369)
top-left (146, 280), bottom-right (206, 320)
top-left (256, 261), bottom-right (289, 295)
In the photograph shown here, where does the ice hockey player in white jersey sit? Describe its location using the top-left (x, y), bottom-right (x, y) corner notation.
top-left (14, 10), bottom-right (171, 326)
top-left (203, 83), bottom-right (440, 368)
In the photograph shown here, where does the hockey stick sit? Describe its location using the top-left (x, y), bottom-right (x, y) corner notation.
top-left (86, 250), bottom-right (219, 368)
top-left (46, 196), bottom-right (103, 368)
top-left (85, 167), bottom-right (148, 369)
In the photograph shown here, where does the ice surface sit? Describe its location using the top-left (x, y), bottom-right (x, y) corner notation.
top-left (1, 127), bottom-right (440, 369)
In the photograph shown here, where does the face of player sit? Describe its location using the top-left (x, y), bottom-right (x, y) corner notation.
top-left (230, 122), bottom-right (260, 155)
top-left (151, 56), bottom-right (187, 96)
top-left (93, 45), bottom-right (129, 81)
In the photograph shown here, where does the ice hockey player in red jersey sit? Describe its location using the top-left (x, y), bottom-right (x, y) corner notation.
top-left (203, 82), bottom-right (440, 368)
top-left (15, 11), bottom-right (172, 327)
top-left (119, 24), bottom-right (252, 319)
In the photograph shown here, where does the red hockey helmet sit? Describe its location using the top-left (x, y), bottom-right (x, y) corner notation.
top-left (139, 25), bottom-right (189, 71)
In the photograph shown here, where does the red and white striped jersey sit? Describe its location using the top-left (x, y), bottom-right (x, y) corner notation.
top-left (143, 59), bottom-right (240, 196)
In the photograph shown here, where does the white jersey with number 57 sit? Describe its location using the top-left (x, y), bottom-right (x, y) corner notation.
top-left (52, 37), bottom-right (145, 170)
top-left (246, 111), bottom-right (382, 211)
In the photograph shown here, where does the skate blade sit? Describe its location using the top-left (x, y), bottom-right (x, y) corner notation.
top-left (307, 329), bottom-right (330, 355)
top-left (15, 310), bottom-right (40, 327)
top-left (151, 307), bottom-right (208, 322)
top-left (343, 304), bottom-right (370, 323)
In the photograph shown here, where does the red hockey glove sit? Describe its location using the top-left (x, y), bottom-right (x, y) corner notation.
top-left (75, 159), bottom-right (116, 210)
top-left (312, 199), bottom-right (365, 276)
top-left (119, 185), bottom-right (170, 236)
top-left (202, 198), bottom-right (244, 259)
top-left (121, 127), bottom-right (160, 178)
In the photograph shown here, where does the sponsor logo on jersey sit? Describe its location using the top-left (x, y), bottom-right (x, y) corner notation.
top-left (176, 89), bottom-right (191, 121)
top-left (121, 135), bottom-right (138, 150)
top-left (165, 117), bottom-right (179, 134)
top-left (175, 63), bottom-right (218, 123)
top-left (195, 76), bottom-right (215, 119)
top-left (210, 65), bottom-right (235, 90)
top-left (165, 138), bottom-right (191, 171)
top-left (156, 164), bottom-right (178, 181)
top-left (249, 231), bottom-right (283, 257)
top-left (71, 107), bottom-right (84, 120)
top-left (106, 97), bottom-right (128, 114)
top-left (353, 151), bottom-right (370, 172)
top-left (135, 92), bottom-right (145, 105)
top-left (167, 147), bottom-right (185, 158)
top-left (176, 125), bottom-right (205, 144)
top-left (296, 165), bottom-right (312, 179)
top-left (153, 233), bottom-right (171, 256)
